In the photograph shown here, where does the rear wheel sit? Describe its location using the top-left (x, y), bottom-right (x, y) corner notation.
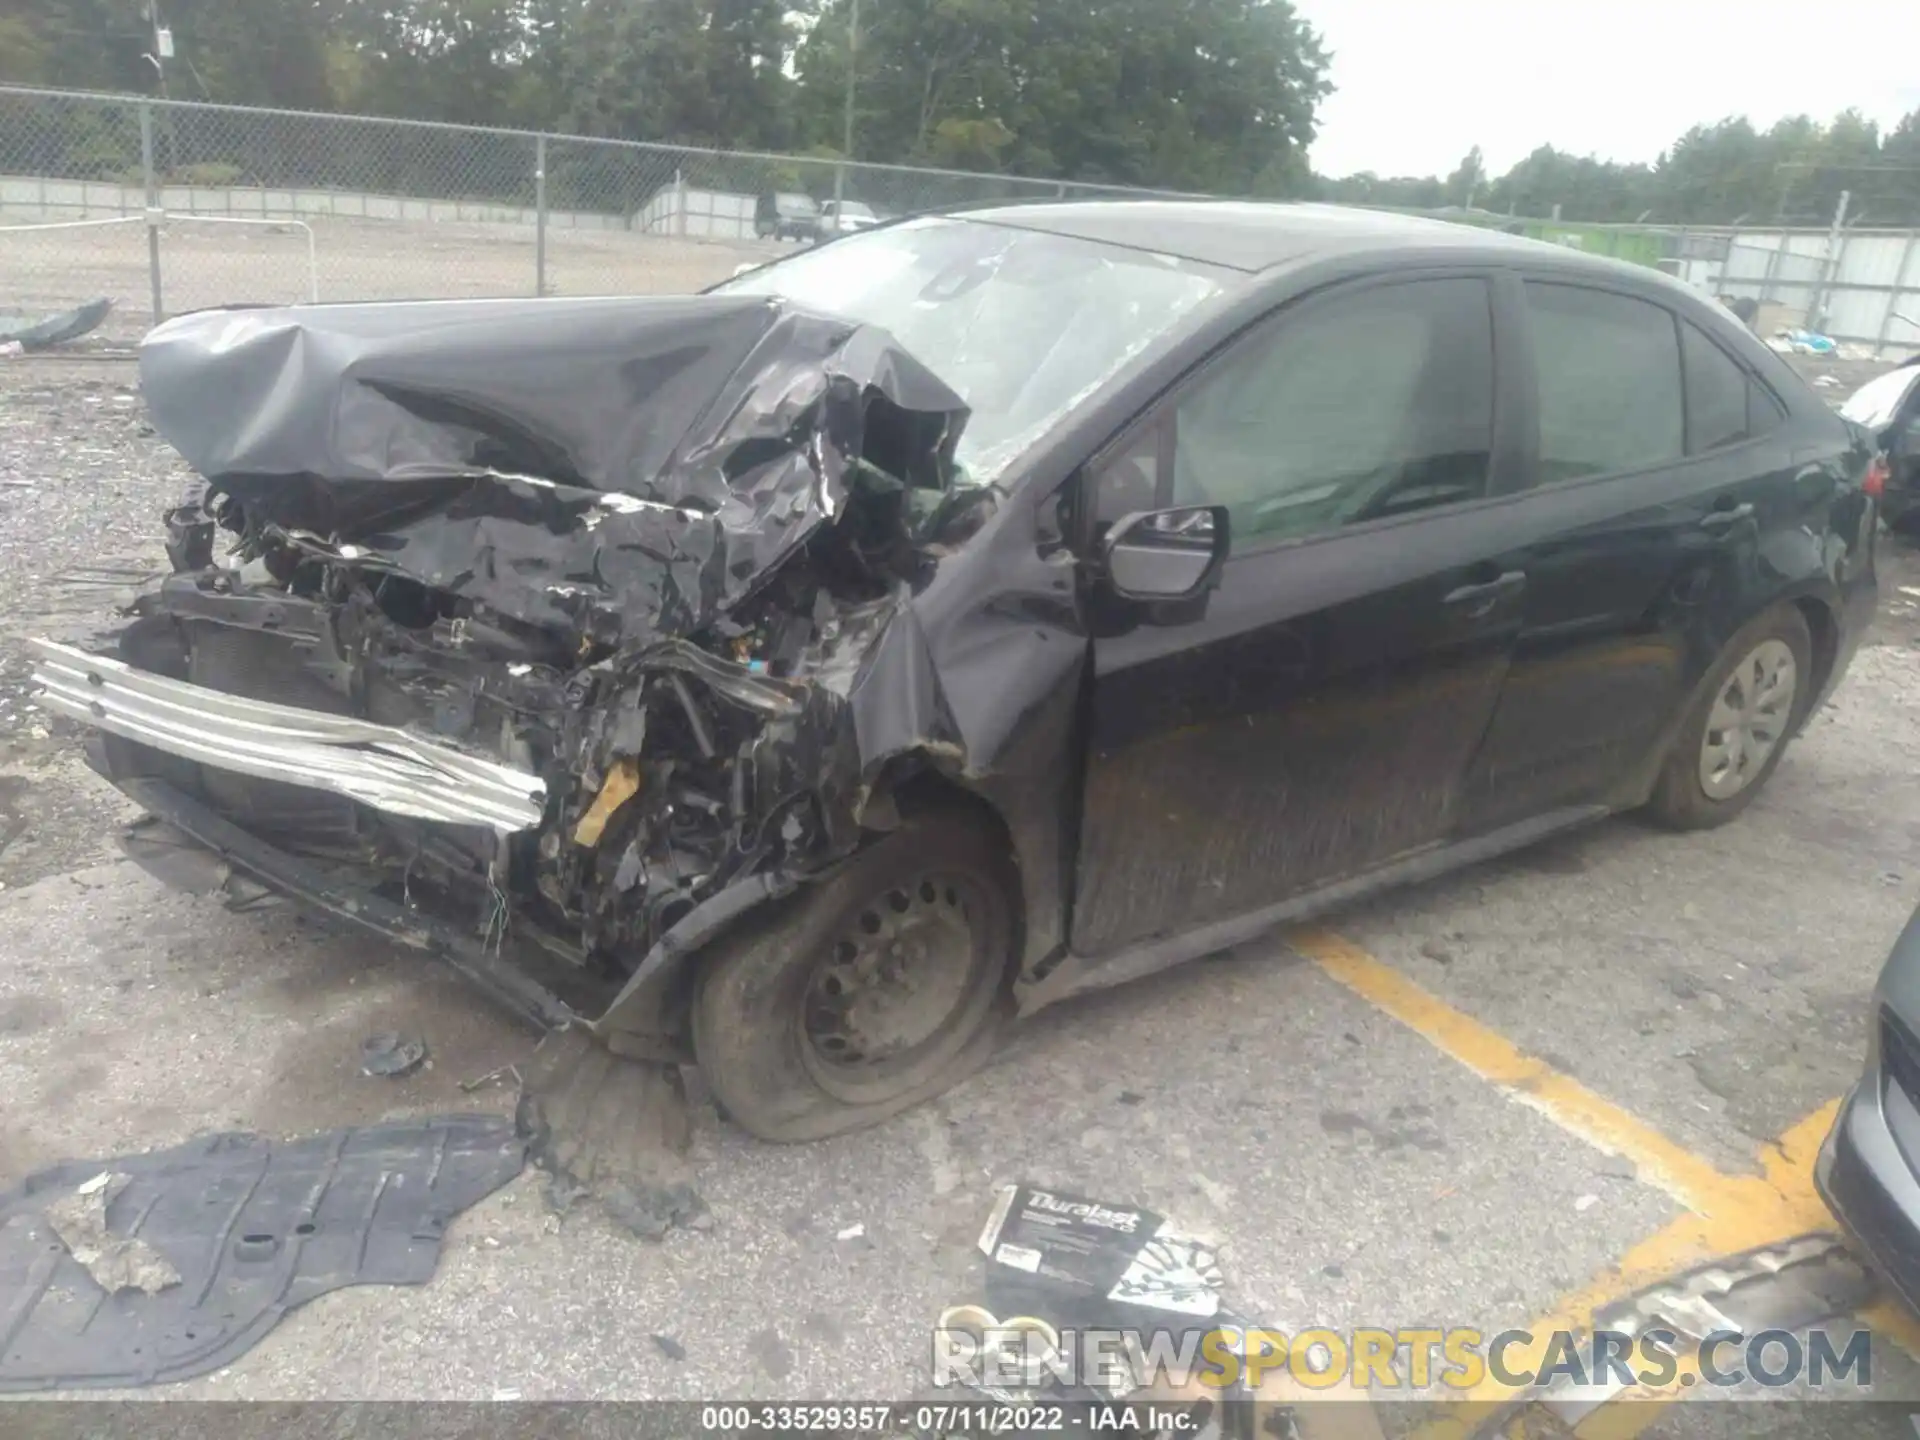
top-left (1645, 605), bottom-right (1812, 829)
top-left (691, 804), bottom-right (1017, 1141)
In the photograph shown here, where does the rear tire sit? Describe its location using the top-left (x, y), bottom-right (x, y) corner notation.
top-left (691, 804), bottom-right (1018, 1142)
top-left (1645, 604), bottom-right (1813, 830)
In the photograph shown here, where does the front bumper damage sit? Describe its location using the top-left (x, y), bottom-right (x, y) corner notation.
top-left (86, 756), bottom-right (576, 1031)
top-left (33, 292), bottom-right (1080, 1063)
top-left (33, 640), bottom-right (545, 832)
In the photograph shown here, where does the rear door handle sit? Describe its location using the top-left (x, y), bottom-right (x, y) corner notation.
top-left (1444, 570), bottom-right (1526, 606)
top-left (1699, 502), bottom-right (1755, 531)
top-left (1443, 570), bottom-right (1526, 618)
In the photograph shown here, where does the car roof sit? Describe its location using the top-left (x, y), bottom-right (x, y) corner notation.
top-left (953, 199), bottom-right (1600, 276)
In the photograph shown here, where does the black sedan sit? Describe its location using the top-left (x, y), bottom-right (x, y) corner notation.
top-left (34, 202), bottom-right (1881, 1142)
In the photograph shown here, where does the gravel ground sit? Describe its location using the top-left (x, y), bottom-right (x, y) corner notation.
top-left (0, 359), bottom-right (187, 888)
top-left (2, 324), bottom-right (1919, 1422)
top-left (2, 217), bottom-right (788, 343)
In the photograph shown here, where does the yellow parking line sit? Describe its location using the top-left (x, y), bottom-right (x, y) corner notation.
top-left (1295, 930), bottom-right (1747, 1216)
top-left (1290, 929), bottom-right (1902, 1438)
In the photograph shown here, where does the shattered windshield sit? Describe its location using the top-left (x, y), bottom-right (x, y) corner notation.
top-left (717, 216), bottom-right (1229, 483)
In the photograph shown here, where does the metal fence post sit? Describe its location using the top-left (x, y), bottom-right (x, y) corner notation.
top-left (534, 133), bottom-right (548, 297)
top-left (1808, 189), bottom-right (1849, 329)
top-left (1758, 237), bottom-right (1783, 307)
top-left (1872, 231), bottom-right (1919, 359)
top-left (139, 101), bottom-right (164, 321)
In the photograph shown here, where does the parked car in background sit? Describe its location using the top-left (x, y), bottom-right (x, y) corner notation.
top-left (1820, 902), bottom-right (1920, 1315)
top-left (1841, 356), bottom-right (1920, 531)
top-left (816, 199), bottom-right (881, 239)
top-left (754, 191), bottom-right (821, 241)
top-left (35, 202), bottom-right (1880, 1144)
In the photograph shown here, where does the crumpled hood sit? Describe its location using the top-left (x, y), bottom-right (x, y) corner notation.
top-left (139, 295), bottom-right (971, 645)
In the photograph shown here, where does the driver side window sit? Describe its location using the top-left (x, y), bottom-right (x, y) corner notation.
top-left (1167, 277), bottom-right (1496, 548)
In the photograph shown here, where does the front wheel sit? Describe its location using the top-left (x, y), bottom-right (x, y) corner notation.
top-left (1645, 604), bottom-right (1813, 830)
top-left (691, 803), bottom-right (1018, 1142)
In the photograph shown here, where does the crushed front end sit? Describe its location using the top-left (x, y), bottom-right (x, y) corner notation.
top-left (33, 294), bottom-right (992, 1057)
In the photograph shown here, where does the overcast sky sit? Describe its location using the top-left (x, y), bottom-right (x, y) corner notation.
top-left (1290, 0), bottom-right (1920, 179)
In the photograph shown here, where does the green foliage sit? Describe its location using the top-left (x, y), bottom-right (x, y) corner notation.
top-left (1314, 111), bottom-right (1920, 226)
top-left (9, 0), bottom-right (1919, 222)
top-left (7, 0), bottom-right (1330, 197)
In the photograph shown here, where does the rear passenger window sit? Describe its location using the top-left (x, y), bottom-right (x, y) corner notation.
top-left (1526, 283), bottom-right (1683, 482)
top-left (1682, 322), bottom-right (1751, 452)
top-left (1681, 320), bottom-right (1784, 453)
top-left (1749, 381), bottom-right (1786, 435)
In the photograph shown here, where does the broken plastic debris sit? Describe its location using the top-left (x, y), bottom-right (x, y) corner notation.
top-left (360, 1031), bottom-right (428, 1078)
top-left (1, 1116), bottom-right (525, 1391)
top-left (602, 1177), bottom-right (710, 1239)
top-left (515, 1029), bottom-right (704, 1243)
top-left (1772, 327), bottom-right (1837, 355)
top-left (44, 1172), bottom-right (181, 1296)
top-left (836, 1222), bottom-right (866, 1241)
top-left (0, 297), bottom-right (114, 350)
top-left (572, 756), bottom-right (642, 847)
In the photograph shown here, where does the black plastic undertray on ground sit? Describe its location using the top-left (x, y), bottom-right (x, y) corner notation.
top-left (0, 1114), bottom-right (525, 1390)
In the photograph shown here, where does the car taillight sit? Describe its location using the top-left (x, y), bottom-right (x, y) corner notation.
top-left (1865, 454), bottom-right (1889, 499)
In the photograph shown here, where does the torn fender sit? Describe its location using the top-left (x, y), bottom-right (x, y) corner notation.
top-left (587, 489), bottom-right (1093, 1048)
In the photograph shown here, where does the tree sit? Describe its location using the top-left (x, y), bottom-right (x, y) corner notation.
top-left (793, 0), bottom-right (1330, 193)
top-left (1444, 146), bottom-right (1485, 208)
top-left (21, 0), bottom-right (1920, 227)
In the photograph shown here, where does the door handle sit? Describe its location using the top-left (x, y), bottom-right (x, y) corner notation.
top-left (1699, 502), bottom-right (1755, 531)
top-left (1444, 570), bottom-right (1526, 608)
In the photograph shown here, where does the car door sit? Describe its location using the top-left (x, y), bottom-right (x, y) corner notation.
top-left (1456, 276), bottom-right (1800, 834)
top-left (1069, 271), bottom-right (1530, 957)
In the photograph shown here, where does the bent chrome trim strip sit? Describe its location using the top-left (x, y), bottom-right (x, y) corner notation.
top-left (30, 638), bottom-right (545, 833)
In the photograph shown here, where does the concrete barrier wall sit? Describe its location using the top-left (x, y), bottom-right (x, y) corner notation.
top-left (0, 174), bottom-right (628, 231)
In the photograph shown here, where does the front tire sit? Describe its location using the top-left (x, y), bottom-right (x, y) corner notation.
top-left (691, 804), bottom-right (1018, 1142)
top-left (1645, 604), bottom-right (1812, 830)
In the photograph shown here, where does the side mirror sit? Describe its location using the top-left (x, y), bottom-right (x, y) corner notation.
top-left (1102, 505), bottom-right (1229, 600)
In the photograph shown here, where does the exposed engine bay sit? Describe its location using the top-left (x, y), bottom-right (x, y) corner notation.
top-left (31, 294), bottom-right (1046, 1056)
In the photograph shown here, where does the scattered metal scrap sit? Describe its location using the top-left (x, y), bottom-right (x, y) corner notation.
top-left (0, 1115), bottom-right (524, 1390)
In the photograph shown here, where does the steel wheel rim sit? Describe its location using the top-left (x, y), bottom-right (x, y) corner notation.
top-left (1697, 638), bottom-right (1797, 801)
top-left (799, 870), bottom-right (995, 1103)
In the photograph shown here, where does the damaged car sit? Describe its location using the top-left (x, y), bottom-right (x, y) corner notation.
top-left (1839, 354), bottom-right (1920, 532)
top-left (34, 202), bottom-right (1881, 1141)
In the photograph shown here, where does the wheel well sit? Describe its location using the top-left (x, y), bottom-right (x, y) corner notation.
top-left (1793, 596), bottom-right (1839, 711)
top-left (872, 764), bottom-right (1027, 949)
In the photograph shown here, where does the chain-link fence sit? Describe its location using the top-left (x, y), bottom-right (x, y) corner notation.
top-left (0, 85), bottom-right (1183, 341)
